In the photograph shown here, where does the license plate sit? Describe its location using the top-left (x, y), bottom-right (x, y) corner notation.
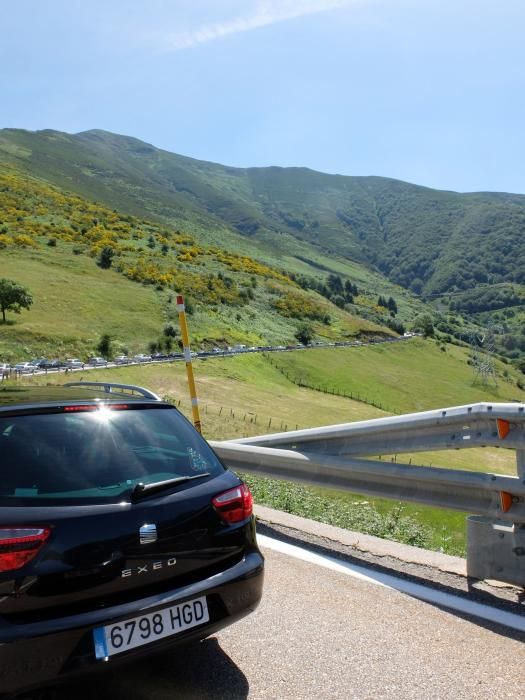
top-left (93, 596), bottom-right (209, 659)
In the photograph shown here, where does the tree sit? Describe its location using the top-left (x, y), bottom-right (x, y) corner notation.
top-left (163, 323), bottom-right (178, 339)
top-left (0, 278), bottom-right (33, 323)
top-left (387, 296), bottom-right (398, 314)
top-left (295, 324), bottom-right (314, 346)
top-left (412, 314), bottom-right (434, 338)
top-left (97, 333), bottom-right (112, 359)
top-left (97, 247), bottom-right (115, 269)
top-left (327, 274), bottom-right (343, 295)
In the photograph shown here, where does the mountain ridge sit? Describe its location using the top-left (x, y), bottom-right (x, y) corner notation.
top-left (12, 127), bottom-right (525, 197)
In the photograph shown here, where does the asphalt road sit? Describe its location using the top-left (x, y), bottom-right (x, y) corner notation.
top-left (49, 540), bottom-right (524, 700)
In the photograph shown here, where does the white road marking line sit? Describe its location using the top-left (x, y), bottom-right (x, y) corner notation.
top-left (257, 534), bottom-right (525, 633)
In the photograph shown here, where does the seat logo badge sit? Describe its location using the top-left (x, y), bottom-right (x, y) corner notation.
top-left (139, 523), bottom-right (157, 544)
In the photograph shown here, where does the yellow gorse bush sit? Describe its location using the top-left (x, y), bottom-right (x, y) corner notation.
top-left (0, 165), bottom-right (299, 313)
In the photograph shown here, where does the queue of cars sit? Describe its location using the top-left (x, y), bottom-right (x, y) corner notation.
top-left (1, 335), bottom-right (411, 378)
top-left (1, 354), bottom-right (155, 374)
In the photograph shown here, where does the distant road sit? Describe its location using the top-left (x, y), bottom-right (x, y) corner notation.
top-left (6, 334), bottom-right (417, 380)
top-left (52, 536), bottom-right (524, 700)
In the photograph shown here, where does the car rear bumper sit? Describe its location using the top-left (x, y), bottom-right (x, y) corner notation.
top-left (0, 551), bottom-right (264, 696)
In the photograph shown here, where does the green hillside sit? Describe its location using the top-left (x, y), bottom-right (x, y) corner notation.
top-left (265, 338), bottom-right (525, 414)
top-left (0, 127), bottom-right (523, 360)
top-left (0, 164), bottom-right (390, 361)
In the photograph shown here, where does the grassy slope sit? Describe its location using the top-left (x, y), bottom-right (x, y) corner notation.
top-left (0, 243), bottom-right (386, 360)
top-left (0, 247), bottom-right (163, 360)
top-left (265, 338), bottom-right (525, 413)
top-left (25, 345), bottom-right (523, 554)
top-left (0, 165), bottom-right (391, 360)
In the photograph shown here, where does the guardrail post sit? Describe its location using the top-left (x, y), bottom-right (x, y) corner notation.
top-left (467, 517), bottom-right (525, 588)
top-left (465, 448), bottom-right (525, 588)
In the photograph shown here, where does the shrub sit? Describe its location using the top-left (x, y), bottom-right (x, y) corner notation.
top-left (97, 246), bottom-right (115, 269)
top-left (96, 333), bottom-right (112, 359)
top-left (295, 324), bottom-right (314, 345)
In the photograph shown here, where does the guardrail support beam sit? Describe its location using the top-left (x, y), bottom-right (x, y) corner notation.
top-left (467, 516), bottom-right (525, 588)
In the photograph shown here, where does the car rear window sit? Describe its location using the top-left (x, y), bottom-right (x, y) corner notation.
top-left (0, 406), bottom-right (225, 504)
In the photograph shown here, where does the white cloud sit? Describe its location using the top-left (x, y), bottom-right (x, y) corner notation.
top-left (162, 0), bottom-right (353, 51)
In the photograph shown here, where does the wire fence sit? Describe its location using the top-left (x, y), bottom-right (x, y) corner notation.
top-left (162, 393), bottom-right (300, 438)
top-left (262, 354), bottom-right (392, 413)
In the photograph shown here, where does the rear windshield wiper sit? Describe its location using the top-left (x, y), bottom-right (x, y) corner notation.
top-left (131, 473), bottom-right (211, 502)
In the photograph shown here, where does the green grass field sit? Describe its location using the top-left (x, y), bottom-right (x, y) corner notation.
top-left (265, 338), bottom-right (525, 413)
top-left (23, 342), bottom-right (523, 556)
top-left (0, 246), bottom-right (164, 361)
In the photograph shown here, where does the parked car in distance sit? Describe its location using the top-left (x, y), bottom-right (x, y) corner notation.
top-left (133, 354), bottom-right (152, 363)
top-left (113, 355), bottom-right (130, 365)
top-left (65, 358), bottom-right (84, 369)
top-left (40, 359), bottom-right (63, 370)
top-left (29, 358), bottom-right (47, 368)
top-left (0, 382), bottom-right (263, 696)
top-left (14, 362), bottom-right (34, 373)
top-left (87, 356), bottom-right (108, 366)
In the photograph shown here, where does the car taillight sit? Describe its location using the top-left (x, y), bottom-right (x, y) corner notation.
top-left (212, 485), bottom-right (253, 524)
top-left (0, 527), bottom-right (51, 572)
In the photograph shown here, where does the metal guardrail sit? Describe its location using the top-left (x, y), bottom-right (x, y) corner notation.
top-left (211, 441), bottom-right (525, 523)
top-left (230, 402), bottom-right (525, 456)
top-left (211, 402), bottom-right (525, 587)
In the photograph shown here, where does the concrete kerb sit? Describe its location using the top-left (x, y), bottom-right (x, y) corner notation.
top-left (254, 504), bottom-right (468, 578)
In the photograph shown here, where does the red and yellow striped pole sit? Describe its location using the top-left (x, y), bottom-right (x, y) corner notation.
top-left (176, 295), bottom-right (202, 433)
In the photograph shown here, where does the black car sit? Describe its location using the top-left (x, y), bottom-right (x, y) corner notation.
top-left (0, 382), bottom-right (263, 697)
top-left (39, 359), bottom-right (64, 371)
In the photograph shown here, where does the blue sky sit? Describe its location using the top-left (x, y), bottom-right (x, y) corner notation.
top-left (1, 0), bottom-right (524, 193)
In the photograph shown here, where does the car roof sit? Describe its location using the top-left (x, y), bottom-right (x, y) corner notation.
top-left (0, 384), bottom-right (161, 410)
